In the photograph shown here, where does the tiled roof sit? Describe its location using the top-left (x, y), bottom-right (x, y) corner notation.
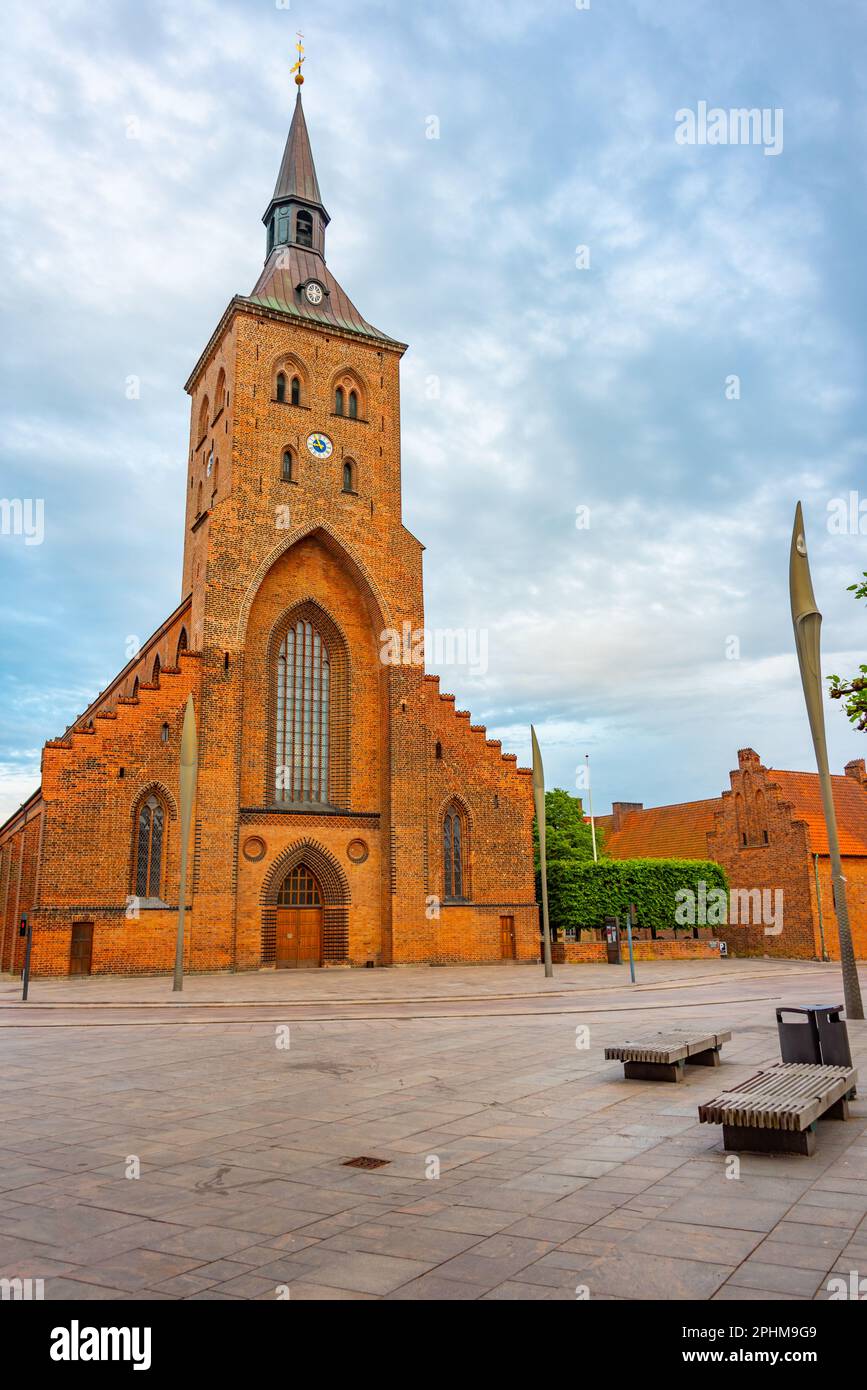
top-left (768, 769), bottom-right (867, 856)
top-left (601, 798), bottom-right (724, 860)
top-left (246, 246), bottom-right (395, 343)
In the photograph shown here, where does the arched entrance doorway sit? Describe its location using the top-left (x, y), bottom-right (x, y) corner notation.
top-left (275, 863), bottom-right (323, 968)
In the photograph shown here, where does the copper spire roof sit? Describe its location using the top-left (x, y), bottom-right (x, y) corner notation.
top-left (245, 248), bottom-right (396, 343)
top-left (249, 90), bottom-right (396, 344)
top-left (266, 90), bottom-right (326, 216)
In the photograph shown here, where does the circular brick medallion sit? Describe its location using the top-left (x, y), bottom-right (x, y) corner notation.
top-left (242, 836), bottom-right (266, 863)
top-left (347, 838), bottom-right (369, 864)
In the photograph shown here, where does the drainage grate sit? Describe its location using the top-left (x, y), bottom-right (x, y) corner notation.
top-left (342, 1156), bottom-right (391, 1170)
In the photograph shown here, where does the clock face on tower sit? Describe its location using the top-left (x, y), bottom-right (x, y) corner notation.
top-left (304, 280), bottom-right (324, 305)
top-left (307, 432), bottom-right (333, 460)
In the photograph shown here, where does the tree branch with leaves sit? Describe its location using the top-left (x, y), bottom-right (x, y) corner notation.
top-left (828, 573), bottom-right (867, 731)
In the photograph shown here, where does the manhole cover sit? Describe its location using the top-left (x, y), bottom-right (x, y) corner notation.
top-left (342, 1156), bottom-right (391, 1170)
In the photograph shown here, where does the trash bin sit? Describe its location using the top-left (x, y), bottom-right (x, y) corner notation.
top-left (776, 1004), bottom-right (853, 1069)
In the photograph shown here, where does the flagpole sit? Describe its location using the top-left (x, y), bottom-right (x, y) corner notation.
top-left (585, 753), bottom-right (598, 863)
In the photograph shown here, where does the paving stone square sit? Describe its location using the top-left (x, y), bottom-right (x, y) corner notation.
top-left (1, 959), bottom-right (865, 1301)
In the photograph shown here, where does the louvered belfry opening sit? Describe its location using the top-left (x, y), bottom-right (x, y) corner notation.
top-left (275, 618), bottom-right (330, 804)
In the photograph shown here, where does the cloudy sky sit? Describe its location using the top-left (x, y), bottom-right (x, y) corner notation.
top-left (1, 0), bottom-right (866, 823)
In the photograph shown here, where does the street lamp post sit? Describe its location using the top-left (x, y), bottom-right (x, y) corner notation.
top-left (173, 694), bottom-right (198, 993)
top-left (789, 502), bottom-right (864, 1019)
top-left (531, 725), bottom-right (554, 979)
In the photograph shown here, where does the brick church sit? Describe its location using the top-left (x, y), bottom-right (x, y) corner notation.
top-left (0, 91), bottom-right (539, 977)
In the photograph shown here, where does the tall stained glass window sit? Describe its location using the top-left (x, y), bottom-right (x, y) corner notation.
top-left (135, 794), bottom-right (164, 898)
top-left (275, 620), bottom-right (330, 803)
top-left (443, 807), bottom-right (463, 899)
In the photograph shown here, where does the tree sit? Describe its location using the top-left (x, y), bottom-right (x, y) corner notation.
top-left (533, 788), bottom-right (598, 872)
top-left (828, 573), bottom-right (867, 731)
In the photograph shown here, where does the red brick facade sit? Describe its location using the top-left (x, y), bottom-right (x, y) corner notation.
top-left (600, 748), bottom-right (867, 960)
top-left (0, 98), bottom-right (538, 978)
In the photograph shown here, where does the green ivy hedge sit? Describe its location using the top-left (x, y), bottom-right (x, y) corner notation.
top-left (542, 858), bottom-right (729, 935)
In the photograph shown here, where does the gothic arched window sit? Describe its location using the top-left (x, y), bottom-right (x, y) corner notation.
top-left (277, 864), bottom-right (322, 907)
top-left (275, 619), bottom-right (330, 804)
top-left (342, 459), bottom-right (355, 493)
top-left (135, 794), bottom-right (165, 898)
top-left (443, 805), bottom-right (465, 900)
top-left (152, 655), bottom-right (161, 687)
top-left (348, 390), bottom-right (358, 420)
top-left (282, 448), bottom-right (296, 483)
top-left (176, 627), bottom-right (188, 665)
top-left (276, 372), bottom-right (287, 403)
top-left (335, 386), bottom-right (344, 416)
top-left (296, 209), bottom-right (313, 248)
top-left (290, 375), bottom-right (301, 406)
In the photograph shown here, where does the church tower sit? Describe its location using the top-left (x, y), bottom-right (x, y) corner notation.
top-left (1, 60), bottom-right (538, 979)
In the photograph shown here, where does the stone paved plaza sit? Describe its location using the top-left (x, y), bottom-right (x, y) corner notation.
top-left (1, 959), bottom-right (866, 1301)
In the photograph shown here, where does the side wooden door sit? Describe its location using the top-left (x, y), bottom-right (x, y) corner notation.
top-left (69, 921), bottom-right (94, 975)
top-left (499, 915), bottom-right (516, 960)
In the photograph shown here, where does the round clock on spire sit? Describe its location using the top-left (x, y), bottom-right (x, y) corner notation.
top-left (304, 280), bottom-right (324, 305)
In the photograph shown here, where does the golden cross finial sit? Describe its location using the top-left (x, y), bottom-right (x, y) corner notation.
top-left (291, 32), bottom-right (305, 87)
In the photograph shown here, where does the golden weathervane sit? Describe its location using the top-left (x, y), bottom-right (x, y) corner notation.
top-left (291, 33), bottom-right (305, 87)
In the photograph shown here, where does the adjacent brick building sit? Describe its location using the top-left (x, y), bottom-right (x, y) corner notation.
top-left (0, 93), bottom-right (538, 978)
top-left (598, 748), bottom-right (867, 960)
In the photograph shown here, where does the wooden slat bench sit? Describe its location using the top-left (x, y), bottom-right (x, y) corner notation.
top-left (698, 1062), bottom-right (858, 1155)
top-left (605, 1028), bottom-right (732, 1083)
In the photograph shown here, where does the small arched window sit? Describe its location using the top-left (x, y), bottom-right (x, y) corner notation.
top-left (282, 448), bottom-right (296, 483)
top-left (152, 655), bottom-right (161, 687)
top-left (296, 209), bottom-right (313, 248)
top-left (176, 628), bottom-right (188, 665)
top-left (335, 386), bottom-right (345, 416)
top-left (348, 390), bottom-right (358, 420)
top-left (290, 376), bottom-right (301, 406)
top-left (435, 741), bottom-right (443, 760)
top-left (275, 207), bottom-right (290, 245)
top-left (213, 369), bottom-right (226, 417)
top-left (197, 396), bottom-right (209, 443)
top-left (135, 794), bottom-right (165, 899)
top-left (132, 677), bottom-right (140, 698)
top-left (342, 459), bottom-right (355, 493)
top-left (276, 372), bottom-right (287, 403)
top-left (160, 722), bottom-right (170, 744)
top-left (443, 806), bottom-right (465, 900)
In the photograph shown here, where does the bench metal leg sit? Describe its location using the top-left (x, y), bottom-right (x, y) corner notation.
top-left (686, 1046), bottom-right (722, 1068)
top-left (722, 1123), bottom-right (815, 1156)
top-left (624, 1059), bottom-right (685, 1083)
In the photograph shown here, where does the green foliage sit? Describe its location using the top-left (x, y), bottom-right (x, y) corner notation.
top-left (533, 788), bottom-right (599, 872)
top-left (828, 573), bottom-right (867, 731)
top-left (544, 857), bottom-right (729, 935)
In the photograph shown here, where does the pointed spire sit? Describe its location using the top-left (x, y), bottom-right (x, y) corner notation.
top-left (270, 90), bottom-right (324, 211)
